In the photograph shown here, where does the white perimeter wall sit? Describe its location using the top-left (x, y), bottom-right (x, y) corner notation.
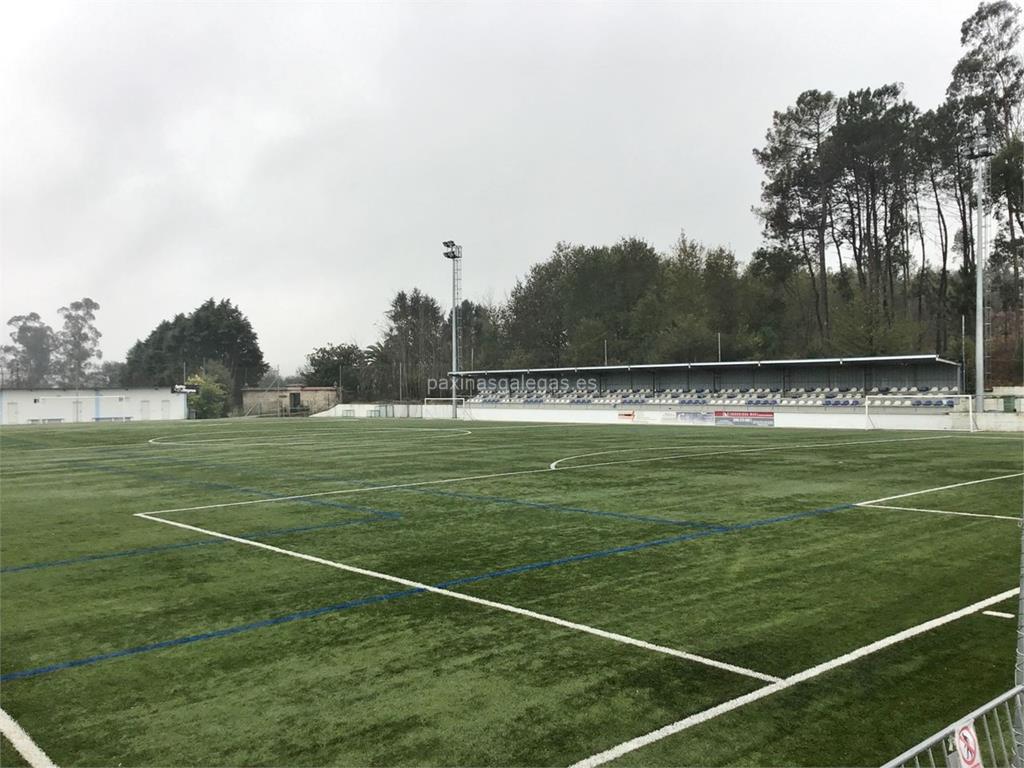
top-left (456, 406), bottom-right (989, 432)
top-left (0, 389), bottom-right (188, 425)
top-left (312, 402), bottom-right (1023, 432)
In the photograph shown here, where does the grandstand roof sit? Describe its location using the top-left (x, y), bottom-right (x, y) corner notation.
top-left (452, 354), bottom-right (959, 376)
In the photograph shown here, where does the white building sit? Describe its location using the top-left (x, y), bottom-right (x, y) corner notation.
top-left (0, 388), bottom-right (188, 425)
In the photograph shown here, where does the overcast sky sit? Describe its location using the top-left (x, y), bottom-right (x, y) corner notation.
top-left (0, 0), bottom-right (979, 374)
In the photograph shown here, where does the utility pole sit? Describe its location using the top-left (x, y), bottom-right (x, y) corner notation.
top-left (604, 339), bottom-right (608, 366)
top-left (961, 314), bottom-right (967, 394)
top-left (968, 136), bottom-right (993, 414)
top-left (717, 332), bottom-right (722, 363)
top-left (443, 241), bottom-right (463, 419)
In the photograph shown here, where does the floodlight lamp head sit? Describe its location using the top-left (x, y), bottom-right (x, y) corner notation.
top-left (442, 240), bottom-right (455, 248)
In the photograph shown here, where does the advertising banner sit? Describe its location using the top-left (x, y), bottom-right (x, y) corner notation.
top-left (714, 410), bottom-right (775, 427)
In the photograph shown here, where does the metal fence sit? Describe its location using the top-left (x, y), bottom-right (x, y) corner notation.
top-left (882, 686), bottom-right (1023, 768)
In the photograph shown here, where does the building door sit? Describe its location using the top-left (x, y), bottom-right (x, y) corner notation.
top-left (289, 392), bottom-right (301, 411)
top-left (160, 400), bottom-right (170, 420)
top-left (6, 402), bottom-right (18, 425)
top-left (140, 400), bottom-right (150, 420)
top-left (73, 400), bottom-right (84, 423)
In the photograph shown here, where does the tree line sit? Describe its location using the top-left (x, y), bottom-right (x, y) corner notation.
top-left (1, 298), bottom-right (267, 419)
top-left (0, 298), bottom-right (122, 389)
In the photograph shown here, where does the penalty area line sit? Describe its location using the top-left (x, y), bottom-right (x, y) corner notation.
top-left (856, 504), bottom-right (1019, 522)
top-left (134, 512), bottom-right (780, 684)
top-left (857, 472), bottom-right (1024, 506)
top-left (138, 434), bottom-right (957, 517)
top-left (570, 586), bottom-right (1019, 768)
top-left (0, 707), bottom-right (58, 768)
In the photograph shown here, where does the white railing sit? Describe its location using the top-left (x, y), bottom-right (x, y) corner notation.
top-left (882, 686), bottom-right (1023, 768)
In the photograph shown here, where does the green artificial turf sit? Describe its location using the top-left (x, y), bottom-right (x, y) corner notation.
top-left (0, 419), bottom-right (1021, 766)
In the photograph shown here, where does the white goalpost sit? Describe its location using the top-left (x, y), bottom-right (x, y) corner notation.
top-left (422, 397), bottom-right (465, 419)
top-left (863, 394), bottom-right (975, 432)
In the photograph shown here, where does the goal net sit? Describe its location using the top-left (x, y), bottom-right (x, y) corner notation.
top-left (422, 397), bottom-right (465, 419)
top-left (864, 394), bottom-right (975, 432)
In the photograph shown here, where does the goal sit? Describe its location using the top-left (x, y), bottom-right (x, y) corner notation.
top-left (863, 394), bottom-right (975, 432)
top-left (422, 397), bottom-right (465, 419)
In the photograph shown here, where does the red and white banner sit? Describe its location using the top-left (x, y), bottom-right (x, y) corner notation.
top-left (714, 410), bottom-right (775, 427)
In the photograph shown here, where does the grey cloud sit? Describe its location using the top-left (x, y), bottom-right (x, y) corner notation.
top-left (1, 0), bottom-right (977, 373)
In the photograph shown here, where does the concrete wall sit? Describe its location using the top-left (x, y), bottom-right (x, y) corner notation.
top-left (0, 388), bottom-right (187, 425)
top-left (242, 387), bottom-right (338, 415)
top-left (314, 403), bottom-right (424, 418)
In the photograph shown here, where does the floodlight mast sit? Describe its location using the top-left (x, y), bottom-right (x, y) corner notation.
top-left (443, 241), bottom-right (463, 419)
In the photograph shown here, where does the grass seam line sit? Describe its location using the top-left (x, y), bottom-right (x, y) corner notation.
top-left (569, 586), bottom-right (1020, 768)
top-left (0, 707), bottom-right (58, 768)
top-left (133, 512), bottom-right (782, 683)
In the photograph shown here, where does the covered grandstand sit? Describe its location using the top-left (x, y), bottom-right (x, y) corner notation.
top-left (459, 354), bottom-right (960, 406)
top-left (452, 355), bottom-right (971, 430)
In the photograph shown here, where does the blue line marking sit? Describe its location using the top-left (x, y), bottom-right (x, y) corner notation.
top-left (0, 587), bottom-right (426, 682)
top-left (2, 451), bottom-right (718, 574)
top-left (1, 515), bottom-right (399, 574)
top-left (0, 502), bottom-right (854, 683)
top-left (397, 487), bottom-right (719, 529)
top-left (5, 441), bottom-right (715, 530)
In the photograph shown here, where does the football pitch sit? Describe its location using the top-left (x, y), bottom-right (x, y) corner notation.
top-left (1, 419), bottom-right (1022, 767)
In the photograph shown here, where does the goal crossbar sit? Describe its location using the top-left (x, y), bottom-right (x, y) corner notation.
top-left (864, 394), bottom-right (975, 432)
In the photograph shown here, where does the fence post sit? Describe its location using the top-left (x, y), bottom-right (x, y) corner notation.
top-left (1015, 511), bottom-right (1024, 768)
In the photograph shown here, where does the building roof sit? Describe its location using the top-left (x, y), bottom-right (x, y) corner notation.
top-left (451, 354), bottom-right (959, 377)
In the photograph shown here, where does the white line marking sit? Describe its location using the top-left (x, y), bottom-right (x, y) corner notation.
top-left (857, 504), bottom-right (1019, 522)
top-left (147, 427), bottom-right (474, 447)
top-left (549, 434), bottom-right (953, 470)
top-left (570, 587), bottom-right (1019, 768)
top-left (982, 610), bottom-right (1015, 619)
top-left (139, 434), bottom-right (958, 517)
top-left (0, 707), bottom-right (57, 768)
top-left (134, 512), bottom-right (781, 683)
top-left (857, 473), bottom-right (1023, 506)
